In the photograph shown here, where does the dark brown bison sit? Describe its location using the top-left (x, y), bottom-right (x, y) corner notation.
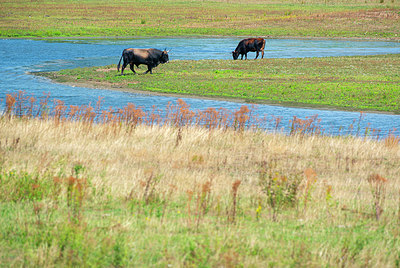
top-left (232, 38), bottom-right (265, 60)
top-left (117, 48), bottom-right (169, 75)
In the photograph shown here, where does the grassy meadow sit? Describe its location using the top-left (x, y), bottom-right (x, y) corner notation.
top-left (2, 0), bottom-right (400, 266)
top-left (1, 96), bottom-right (400, 266)
top-left (1, 0), bottom-right (400, 39)
top-left (38, 54), bottom-right (400, 113)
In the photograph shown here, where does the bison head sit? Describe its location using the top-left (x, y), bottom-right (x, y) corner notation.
top-left (160, 50), bottom-right (169, 64)
top-left (232, 51), bottom-right (239, 60)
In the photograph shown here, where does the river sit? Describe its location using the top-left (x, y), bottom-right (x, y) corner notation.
top-left (1, 38), bottom-right (399, 137)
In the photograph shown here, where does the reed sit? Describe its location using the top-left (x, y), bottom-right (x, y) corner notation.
top-left (367, 174), bottom-right (387, 221)
top-left (5, 90), bottom-right (396, 139)
top-left (229, 179), bottom-right (241, 224)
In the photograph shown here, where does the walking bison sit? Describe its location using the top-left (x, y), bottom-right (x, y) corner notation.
top-left (117, 48), bottom-right (169, 75)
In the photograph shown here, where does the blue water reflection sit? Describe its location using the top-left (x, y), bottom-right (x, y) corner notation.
top-left (1, 38), bottom-right (399, 136)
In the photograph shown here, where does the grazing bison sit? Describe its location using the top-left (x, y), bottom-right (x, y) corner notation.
top-left (117, 48), bottom-right (169, 75)
top-left (232, 38), bottom-right (265, 60)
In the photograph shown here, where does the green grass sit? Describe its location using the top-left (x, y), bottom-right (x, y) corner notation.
top-left (38, 54), bottom-right (400, 113)
top-left (1, 168), bottom-right (400, 267)
top-left (1, 0), bottom-right (399, 39)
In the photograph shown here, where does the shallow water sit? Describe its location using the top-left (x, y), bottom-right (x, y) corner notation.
top-left (1, 38), bottom-right (399, 136)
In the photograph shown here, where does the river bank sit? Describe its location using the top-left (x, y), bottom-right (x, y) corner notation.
top-left (6, 35), bottom-right (400, 42)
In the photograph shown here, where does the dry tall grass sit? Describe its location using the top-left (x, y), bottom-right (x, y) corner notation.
top-left (2, 91), bottom-right (399, 209)
top-left (1, 113), bottom-right (399, 210)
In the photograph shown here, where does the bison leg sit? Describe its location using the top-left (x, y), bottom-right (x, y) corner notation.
top-left (129, 63), bottom-right (137, 74)
top-left (144, 64), bottom-right (153, 74)
top-left (120, 62), bottom-right (128, 75)
top-left (261, 50), bottom-right (264, 59)
top-left (255, 51), bottom-right (259, 59)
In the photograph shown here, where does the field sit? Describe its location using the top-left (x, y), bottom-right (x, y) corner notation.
top-left (1, 98), bottom-right (400, 266)
top-left (2, 0), bottom-right (400, 266)
top-left (38, 54), bottom-right (400, 113)
top-left (1, 0), bottom-right (400, 39)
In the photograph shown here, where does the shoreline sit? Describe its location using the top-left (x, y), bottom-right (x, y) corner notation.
top-left (37, 74), bottom-right (398, 116)
top-left (4, 35), bottom-right (400, 43)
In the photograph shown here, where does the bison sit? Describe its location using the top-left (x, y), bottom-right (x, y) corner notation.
top-left (117, 48), bottom-right (169, 75)
top-left (232, 38), bottom-right (265, 60)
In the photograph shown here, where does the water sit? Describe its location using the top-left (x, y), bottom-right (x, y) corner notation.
top-left (1, 38), bottom-right (399, 136)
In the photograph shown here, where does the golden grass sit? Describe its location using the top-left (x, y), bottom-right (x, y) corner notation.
top-left (1, 115), bottom-right (399, 209)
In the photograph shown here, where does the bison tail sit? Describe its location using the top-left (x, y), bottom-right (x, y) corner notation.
top-left (117, 55), bottom-right (123, 72)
